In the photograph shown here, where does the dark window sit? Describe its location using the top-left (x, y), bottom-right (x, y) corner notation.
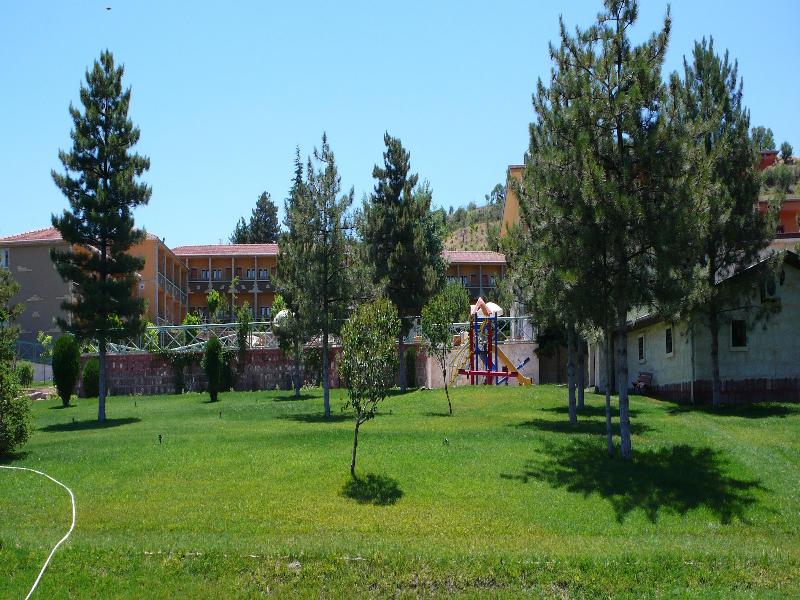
top-left (731, 320), bottom-right (747, 349)
top-left (665, 327), bottom-right (673, 355)
top-left (235, 267), bottom-right (242, 277)
top-left (191, 268), bottom-right (197, 280)
top-left (638, 336), bottom-right (645, 361)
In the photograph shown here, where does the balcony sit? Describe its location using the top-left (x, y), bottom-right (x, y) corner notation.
top-left (157, 272), bottom-right (187, 304)
top-left (187, 277), bottom-right (275, 294)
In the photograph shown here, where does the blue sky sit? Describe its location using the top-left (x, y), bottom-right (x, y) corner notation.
top-left (1, 1), bottom-right (798, 246)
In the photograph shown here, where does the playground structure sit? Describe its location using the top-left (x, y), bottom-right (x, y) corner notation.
top-left (456, 298), bottom-right (532, 386)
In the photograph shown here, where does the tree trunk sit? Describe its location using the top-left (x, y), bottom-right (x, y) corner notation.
top-left (350, 418), bottom-right (361, 478)
top-left (604, 327), bottom-right (614, 457)
top-left (398, 329), bottom-right (406, 392)
top-left (322, 328), bottom-right (330, 418)
top-left (444, 374), bottom-right (452, 416)
top-left (98, 336), bottom-right (107, 423)
top-left (566, 323), bottom-right (577, 425)
top-left (616, 312), bottom-right (632, 460)
top-left (577, 337), bottom-right (585, 411)
top-left (709, 302), bottom-right (722, 407)
top-left (293, 339), bottom-right (301, 398)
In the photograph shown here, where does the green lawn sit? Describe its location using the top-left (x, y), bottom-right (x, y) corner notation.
top-left (2, 385), bottom-right (799, 598)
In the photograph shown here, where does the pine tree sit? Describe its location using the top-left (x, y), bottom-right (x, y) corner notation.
top-left (279, 136), bottom-right (353, 417)
top-left (360, 133), bottom-right (445, 391)
top-left (275, 148), bottom-right (307, 398)
top-left (230, 217), bottom-right (250, 244)
top-left (678, 38), bottom-right (776, 406)
top-left (519, 0), bottom-right (690, 459)
top-left (50, 50), bottom-right (151, 423)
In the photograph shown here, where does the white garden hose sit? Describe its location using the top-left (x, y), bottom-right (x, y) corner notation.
top-left (0, 466), bottom-right (75, 599)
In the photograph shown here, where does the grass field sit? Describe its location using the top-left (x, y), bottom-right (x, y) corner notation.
top-left (2, 385), bottom-right (799, 598)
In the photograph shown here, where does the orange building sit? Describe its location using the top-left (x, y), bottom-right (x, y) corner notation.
top-left (759, 197), bottom-right (800, 251)
top-left (130, 235), bottom-right (188, 325)
top-left (443, 250), bottom-right (506, 302)
top-left (172, 244), bottom-right (279, 321)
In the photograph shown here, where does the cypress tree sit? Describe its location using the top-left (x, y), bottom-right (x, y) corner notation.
top-left (51, 50), bottom-right (150, 423)
top-left (360, 133), bottom-right (445, 391)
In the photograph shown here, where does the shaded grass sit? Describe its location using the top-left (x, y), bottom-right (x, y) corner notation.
top-left (1, 385), bottom-right (799, 598)
top-left (341, 473), bottom-right (403, 505)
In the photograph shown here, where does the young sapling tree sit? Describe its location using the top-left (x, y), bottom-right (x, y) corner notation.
top-left (420, 282), bottom-right (469, 415)
top-left (341, 298), bottom-right (400, 477)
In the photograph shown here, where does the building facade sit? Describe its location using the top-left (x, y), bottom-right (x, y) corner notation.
top-left (172, 244), bottom-right (279, 321)
top-left (443, 250), bottom-right (506, 303)
top-left (0, 227), bottom-right (188, 341)
top-left (588, 251), bottom-right (800, 402)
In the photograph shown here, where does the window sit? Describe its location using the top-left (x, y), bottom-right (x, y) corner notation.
top-left (489, 275), bottom-right (496, 286)
top-left (731, 320), bottom-right (747, 349)
top-left (637, 335), bottom-right (645, 362)
top-left (470, 274), bottom-right (477, 284)
top-left (665, 327), bottom-right (673, 356)
top-left (212, 269), bottom-right (222, 280)
top-left (235, 267), bottom-right (242, 278)
top-left (201, 269), bottom-right (209, 280)
top-left (190, 268), bottom-right (198, 280)
top-left (245, 268), bottom-right (255, 279)
top-left (258, 268), bottom-right (268, 280)
top-left (1, 248), bottom-right (8, 269)
top-left (260, 306), bottom-right (270, 318)
top-left (461, 276), bottom-right (468, 286)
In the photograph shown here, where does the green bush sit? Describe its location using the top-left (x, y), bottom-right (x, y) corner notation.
top-left (202, 335), bottom-right (223, 402)
top-left (52, 334), bottom-right (81, 406)
top-left (15, 361), bottom-right (34, 387)
top-left (82, 358), bottom-right (100, 398)
top-left (0, 362), bottom-right (32, 457)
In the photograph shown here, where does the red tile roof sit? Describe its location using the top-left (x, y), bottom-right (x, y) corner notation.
top-left (0, 226), bottom-right (162, 245)
top-left (0, 226), bottom-right (65, 244)
top-left (442, 250), bottom-right (506, 265)
top-left (172, 243), bottom-right (280, 257)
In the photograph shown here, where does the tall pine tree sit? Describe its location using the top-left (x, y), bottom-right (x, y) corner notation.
top-left (360, 133), bottom-right (445, 391)
top-left (230, 191), bottom-right (280, 243)
top-left (275, 148), bottom-right (308, 398)
top-left (678, 38), bottom-right (777, 406)
top-left (280, 136), bottom-right (353, 417)
top-left (51, 50), bottom-right (150, 423)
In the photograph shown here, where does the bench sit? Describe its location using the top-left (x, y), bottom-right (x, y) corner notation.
top-left (632, 372), bottom-right (652, 393)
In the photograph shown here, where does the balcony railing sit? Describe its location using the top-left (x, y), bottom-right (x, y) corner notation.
top-left (157, 272), bottom-right (187, 304)
top-left (187, 278), bottom-right (275, 293)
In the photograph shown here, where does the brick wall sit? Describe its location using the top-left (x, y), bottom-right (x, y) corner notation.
top-left (77, 348), bottom-right (341, 396)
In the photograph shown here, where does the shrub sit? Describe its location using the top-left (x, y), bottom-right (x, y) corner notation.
top-left (0, 362), bottom-right (31, 457)
top-left (15, 361), bottom-right (34, 387)
top-left (52, 334), bottom-right (81, 406)
top-left (202, 335), bottom-right (223, 401)
top-left (82, 358), bottom-right (100, 398)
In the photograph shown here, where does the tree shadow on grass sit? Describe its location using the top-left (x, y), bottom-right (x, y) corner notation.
top-left (541, 404), bottom-right (640, 419)
top-left (501, 438), bottom-right (763, 524)
top-left (272, 393), bottom-right (317, 402)
top-left (48, 404), bottom-right (76, 410)
top-left (341, 473), bottom-right (403, 506)
top-left (514, 418), bottom-right (652, 436)
top-left (277, 412), bottom-right (351, 424)
top-left (0, 451), bottom-right (31, 465)
top-left (40, 417), bottom-right (141, 432)
top-left (667, 403), bottom-right (800, 419)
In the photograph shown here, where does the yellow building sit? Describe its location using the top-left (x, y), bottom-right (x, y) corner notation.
top-left (443, 250), bottom-right (506, 302)
top-left (501, 164), bottom-right (524, 236)
top-left (172, 244), bottom-right (279, 321)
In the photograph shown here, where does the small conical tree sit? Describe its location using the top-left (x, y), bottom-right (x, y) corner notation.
top-left (51, 50), bottom-right (151, 423)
